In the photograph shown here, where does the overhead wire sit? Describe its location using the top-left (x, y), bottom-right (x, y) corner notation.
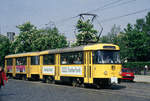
top-left (55, 15), bottom-right (79, 26)
top-left (55, 0), bottom-right (137, 26)
top-left (97, 0), bottom-right (137, 12)
top-left (55, 0), bottom-right (124, 24)
top-left (86, 0), bottom-right (125, 13)
top-left (101, 8), bottom-right (150, 23)
top-left (38, 16), bottom-right (78, 28)
top-left (39, 0), bottom-right (148, 36)
top-left (53, 0), bottom-right (141, 39)
top-left (52, 0), bottom-right (127, 25)
top-left (94, 17), bottom-right (104, 41)
top-left (39, 0), bottom-right (133, 27)
top-left (86, 0), bottom-right (137, 24)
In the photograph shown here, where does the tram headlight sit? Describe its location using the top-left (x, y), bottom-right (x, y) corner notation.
top-left (104, 71), bottom-right (108, 75)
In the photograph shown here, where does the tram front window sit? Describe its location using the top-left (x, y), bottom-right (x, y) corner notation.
top-left (93, 50), bottom-right (121, 64)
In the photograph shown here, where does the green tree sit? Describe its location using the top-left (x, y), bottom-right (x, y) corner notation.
top-left (120, 12), bottom-right (150, 62)
top-left (32, 27), bottom-right (68, 51)
top-left (11, 22), bottom-right (39, 53)
top-left (100, 12), bottom-right (150, 62)
top-left (11, 22), bottom-right (68, 53)
top-left (123, 23), bottom-right (150, 62)
top-left (75, 19), bottom-right (98, 46)
top-left (0, 34), bottom-right (11, 67)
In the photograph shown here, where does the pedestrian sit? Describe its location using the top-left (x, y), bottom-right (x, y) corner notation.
top-left (144, 65), bottom-right (148, 75)
top-left (0, 67), bottom-right (8, 89)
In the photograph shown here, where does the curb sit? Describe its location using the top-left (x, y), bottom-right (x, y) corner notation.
top-left (134, 75), bottom-right (150, 83)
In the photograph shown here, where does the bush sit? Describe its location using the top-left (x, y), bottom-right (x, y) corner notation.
top-left (123, 62), bottom-right (150, 75)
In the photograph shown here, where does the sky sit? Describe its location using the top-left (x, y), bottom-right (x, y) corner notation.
top-left (0, 0), bottom-right (150, 41)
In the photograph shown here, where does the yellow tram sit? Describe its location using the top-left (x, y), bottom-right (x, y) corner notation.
top-left (5, 52), bottom-right (40, 80)
top-left (5, 43), bottom-right (122, 87)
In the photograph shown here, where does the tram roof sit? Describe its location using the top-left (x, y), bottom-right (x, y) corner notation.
top-left (5, 43), bottom-right (120, 58)
top-left (5, 52), bottom-right (40, 58)
top-left (40, 43), bottom-right (120, 55)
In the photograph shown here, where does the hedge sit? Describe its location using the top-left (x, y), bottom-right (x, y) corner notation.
top-left (122, 62), bottom-right (150, 75)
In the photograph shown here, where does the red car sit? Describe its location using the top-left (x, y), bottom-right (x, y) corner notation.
top-left (121, 68), bottom-right (134, 82)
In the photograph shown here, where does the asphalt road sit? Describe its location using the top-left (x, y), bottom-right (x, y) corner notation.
top-left (0, 79), bottom-right (150, 101)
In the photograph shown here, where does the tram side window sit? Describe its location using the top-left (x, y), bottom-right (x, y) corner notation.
top-left (61, 52), bottom-right (83, 65)
top-left (43, 54), bottom-right (55, 65)
top-left (31, 56), bottom-right (39, 65)
top-left (16, 57), bottom-right (27, 65)
top-left (7, 58), bottom-right (13, 66)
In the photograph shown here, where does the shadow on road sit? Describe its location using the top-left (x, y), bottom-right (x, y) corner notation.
top-left (110, 85), bottom-right (126, 90)
top-left (0, 93), bottom-right (16, 97)
top-left (52, 81), bottom-right (127, 90)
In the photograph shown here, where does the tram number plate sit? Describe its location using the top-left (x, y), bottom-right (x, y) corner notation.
top-left (111, 77), bottom-right (118, 84)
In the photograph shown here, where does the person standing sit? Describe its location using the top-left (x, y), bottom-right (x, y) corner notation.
top-left (0, 67), bottom-right (8, 89)
top-left (144, 65), bottom-right (148, 75)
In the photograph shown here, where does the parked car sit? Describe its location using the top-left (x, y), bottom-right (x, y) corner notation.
top-left (121, 68), bottom-right (134, 82)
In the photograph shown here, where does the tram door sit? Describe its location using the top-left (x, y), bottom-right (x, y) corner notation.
top-left (55, 54), bottom-right (60, 80)
top-left (84, 51), bottom-right (93, 83)
top-left (12, 58), bottom-right (16, 77)
top-left (27, 57), bottom-right (31, 78)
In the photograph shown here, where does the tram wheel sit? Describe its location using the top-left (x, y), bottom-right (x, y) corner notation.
top-left (96, 84), bottom-right (101, 89)
top-left (51, 80), bottom-right (55, 84)
top-left (72, 80), bottom-right (77, 87)
top-left (22, 76), bottom-right (26, 80)
top-left (45, 78), bottom-right (50, 83)
top-left (80, 83), bottom-right (88, 88)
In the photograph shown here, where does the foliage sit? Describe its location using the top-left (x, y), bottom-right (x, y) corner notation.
top-left (74, 19), bottom-right (98, 46)
top-left (122, 25), bottom-right (150, 61)
top-left (122, 12), bottom-right (150, 62)
top-left (11, 22), bottom-right (39, 53)
top-left (32, 27), bottom-right (68, 51)
top-left (11, 22), bottom-right (68, 53)
top-left (0, 34), bottom-right (11, 67)
top-left (100, 25), bottom-right (126, 61)
top-left (100, 12), bottom-right (150, 62)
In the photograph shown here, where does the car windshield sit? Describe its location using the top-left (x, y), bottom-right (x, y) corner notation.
top-left (93, 50), bottom-right (121, 64)
top-left (122, 69), bottom-right (131, 73)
